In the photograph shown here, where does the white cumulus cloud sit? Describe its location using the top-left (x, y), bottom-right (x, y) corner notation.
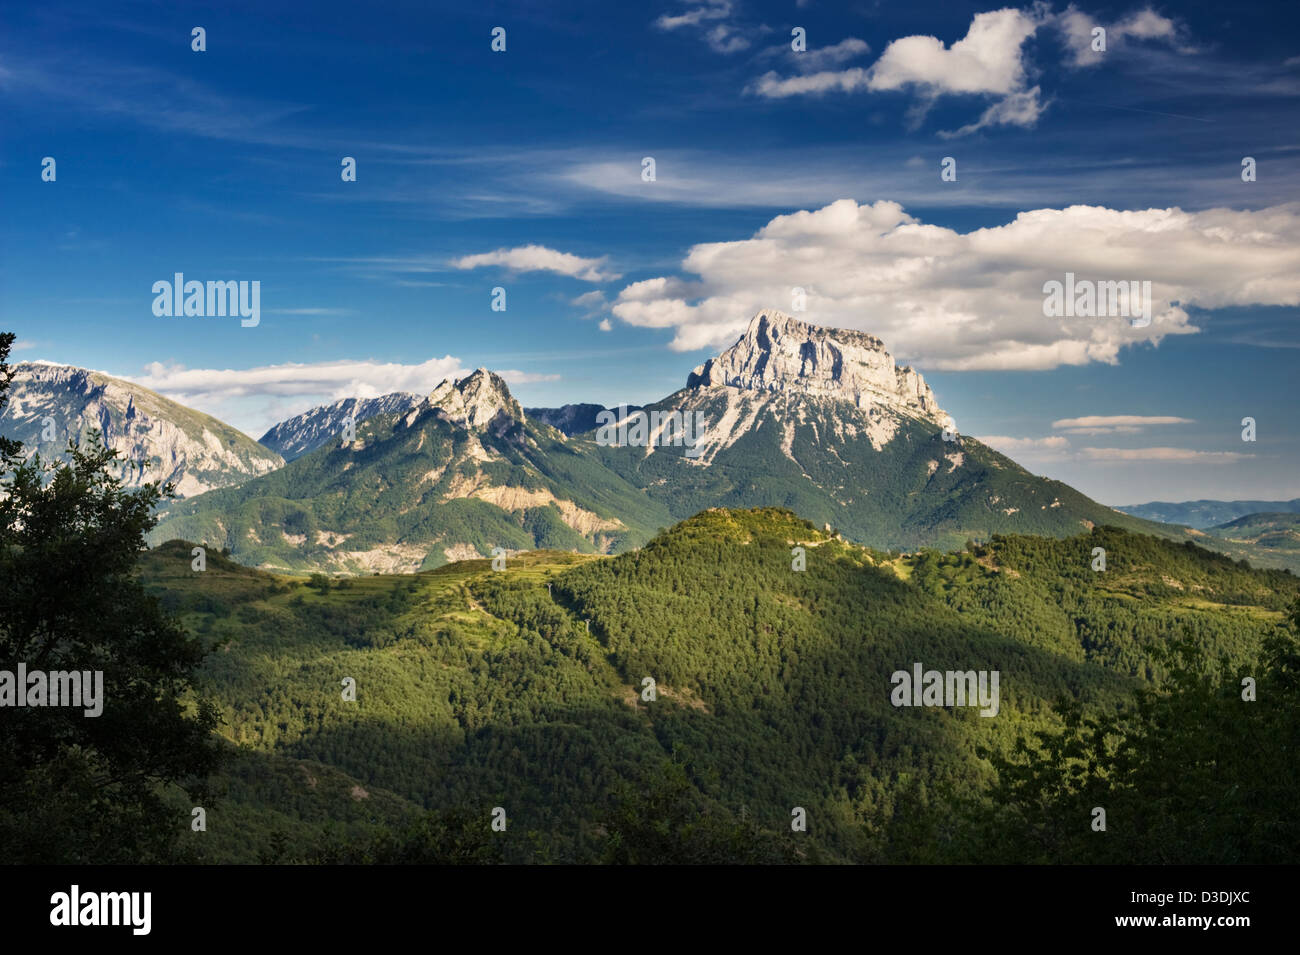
top-left (609, 197), bottom-right (1300, 371)
top-left (751, 8), bottom-right (1043, 134)
top-left (752, 6), bottom-right (1192, 135)
top-left (867, 7), bottom-right (1041, 96)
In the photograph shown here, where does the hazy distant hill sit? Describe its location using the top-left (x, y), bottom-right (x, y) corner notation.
top-left (1197, 512), bottom-right (1300, 572)
top-left (1115, 498), bottom-right (1300, 528)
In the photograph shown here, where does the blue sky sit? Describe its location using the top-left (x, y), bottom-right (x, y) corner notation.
top-left (2, 0), bottom-right (1298, 505)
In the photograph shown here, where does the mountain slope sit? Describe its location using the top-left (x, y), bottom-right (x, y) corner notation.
top-left (0, 362), bottom-right (282, 495)
top-left (582, 310), bottom-right (1170, 551)
top-left (259, 393), bottom-right (421, 461)
top-left (149, 369), bottom-right (671, 573)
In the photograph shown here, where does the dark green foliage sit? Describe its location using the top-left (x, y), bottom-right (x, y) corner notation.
top-left (598, 756), bottom-right (809, 864)
top-left (0, 334), bottom-right (19, 460)
top-left (946, 602), bottom-right (1300, 863)
top-left (134, 505), bottom-right (1297, 863)
top-left (0, 337), bottom-right (221, 862)
top-left (305, 807), bottom-right (506, 865)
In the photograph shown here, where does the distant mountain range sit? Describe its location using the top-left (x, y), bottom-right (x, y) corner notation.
top-left (143, 310), bottom-right (1182, 573)
top-left (260, 397), bottom-right (637, 459)
top-left (149, 367), bottom-right (669, 573)
top-left (13, 312), bottom-right (1295, 574)
top-left (0, 362), bottom-right (282, 496)
top-left (1116, 498), bottom-right (1300, 529)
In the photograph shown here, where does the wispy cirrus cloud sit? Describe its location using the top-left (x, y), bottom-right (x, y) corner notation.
top-left (795, 38), bottom-right (871, 72)
top-left (655, 0), bottom-right (732, 31)
top-left (557, 144), bottom-right (1300, 212)
top-left (0, 50), bottom-right (313, 148)
top-left (977, 435), bottom-right (1249, 466)
top-left (452, 245), bottom-right (619, 282)
top-left (1052, 414), bottom-right (1195, 435)
top-left (1057, 4), bottom-right (1192, 68)
top-left (655, 1), bottom-right (750, 53)
top-left (1079, 447), bottom-right (1250, 462)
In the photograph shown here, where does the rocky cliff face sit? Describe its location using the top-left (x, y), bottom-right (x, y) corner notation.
top-left (260, 392), bottom-right (422, 461)
top-left (1, 362), bottom-right (283, 496)
top-left (426, 368), bottom-right (526, 434)
top-left (687, 309), bottom-right (948, 426)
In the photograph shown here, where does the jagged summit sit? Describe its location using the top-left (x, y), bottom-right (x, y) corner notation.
top-left (427, 367), bottom-right (525, 432)
top-left (687, 309), bottom-right (948, 426)
top-left (260, 392), bottom-right (421, 461)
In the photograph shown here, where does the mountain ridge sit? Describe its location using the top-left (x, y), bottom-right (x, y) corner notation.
top-left (259, 393), bottom-right (421, 461)
top-left (149, 368), bottom-right (670, 573)
top-left (0, 361), bottom-right (282, 496)
top-left (24, 312), bottom-right (1278, 573)
top-left (146, 311), bottom-right (1226, 570)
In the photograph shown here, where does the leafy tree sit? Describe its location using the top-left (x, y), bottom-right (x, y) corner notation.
top-left (306, 807), bottom-right (505, 864)
top-left (599, 756), bottom-right (807, 864)
top-left (0, 333), bottom-right (17, 463)
top-left (957, 601), bottom-right (1300, 863)
top-left (0, 332), bottom-right (221, 862)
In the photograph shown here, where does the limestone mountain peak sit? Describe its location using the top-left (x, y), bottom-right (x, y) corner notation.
top-left (427, 367), bottom-right (524, 432)
top-left (687, 309), bottom-right (949, 426)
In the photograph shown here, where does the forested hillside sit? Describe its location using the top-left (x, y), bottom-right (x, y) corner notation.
top-left (138, 508), bottom-right (1298, 863)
